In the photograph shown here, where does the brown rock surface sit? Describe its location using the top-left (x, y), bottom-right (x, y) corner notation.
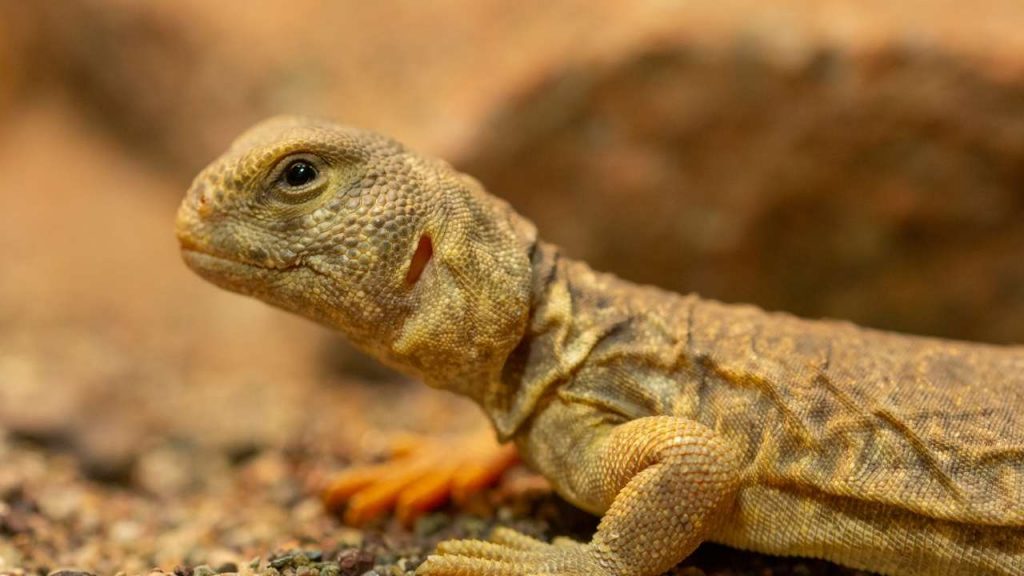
top-left (458, 44), bottom-right (1024, 343)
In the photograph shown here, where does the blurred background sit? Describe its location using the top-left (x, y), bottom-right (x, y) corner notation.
top-left (1, 1), bottom-right (1023, 574)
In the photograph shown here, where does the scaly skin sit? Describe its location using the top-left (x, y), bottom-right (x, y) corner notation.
top-left (176, 116), bottom-right (1024, 576)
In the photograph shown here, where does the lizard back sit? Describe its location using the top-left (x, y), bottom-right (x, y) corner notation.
top-left (501, 243), bottom-right (1024, 527)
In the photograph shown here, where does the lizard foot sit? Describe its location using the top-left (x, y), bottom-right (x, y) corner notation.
top-left (417, 527), bottom-right (613, 576)
top-left (323, 432), bottom-right (518, 526)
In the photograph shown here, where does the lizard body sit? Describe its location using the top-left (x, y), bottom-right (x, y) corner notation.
top-left (176, 116), bottom-right (1024, 576)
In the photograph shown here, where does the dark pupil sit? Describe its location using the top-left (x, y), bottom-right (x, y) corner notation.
top-left (284, 161), bottom-right (317, 186)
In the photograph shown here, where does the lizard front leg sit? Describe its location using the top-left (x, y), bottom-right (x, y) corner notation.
top-left (418, 403), bottom-right (744, 576)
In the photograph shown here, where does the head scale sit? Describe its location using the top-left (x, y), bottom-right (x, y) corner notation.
top-left (176, 116), bottom-right (537, 399)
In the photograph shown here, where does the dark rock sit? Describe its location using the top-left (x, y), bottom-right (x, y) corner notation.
top-left (334, 548), bottom-right (375, 576)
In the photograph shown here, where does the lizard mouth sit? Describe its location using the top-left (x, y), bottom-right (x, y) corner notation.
top-left (176, 222), bottom-right (297, 273)
top-left (181, 248), bottom-right (301, 271)
top-left (181, 248), bottom-right (262, 270)
top-left (180, 243), bottom-right (333, 286)
top-left (180, 249), bottom-right (300, 295)
top-left (180, 248), bottom-right (333, 320)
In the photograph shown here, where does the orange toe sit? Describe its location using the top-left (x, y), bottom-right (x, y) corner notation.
top-left (342, 459), bottom-right (432, 526)
top-left (395, 464), bottom-right (458, 526)
top-left (451, 443), bottom-right (519, 504)
top-left (323, 463), bottom-right (391, 511)
top-left (323, 431), bottom-right (519, 527)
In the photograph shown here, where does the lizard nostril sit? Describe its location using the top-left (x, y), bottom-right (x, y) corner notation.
top-left (191, 182), bottom-right (214, 217)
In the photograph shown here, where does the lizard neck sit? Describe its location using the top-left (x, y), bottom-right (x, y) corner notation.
top-left (482, 240), bottom-right (618, 440)
top-left (395, 190), bottom-right (540, 408)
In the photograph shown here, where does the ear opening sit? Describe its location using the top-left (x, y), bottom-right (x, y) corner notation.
top-left (404, 234), bottom-right (433, 286)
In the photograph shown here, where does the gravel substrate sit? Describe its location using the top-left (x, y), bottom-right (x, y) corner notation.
top-left (0, 428), bottom-right (872, 576)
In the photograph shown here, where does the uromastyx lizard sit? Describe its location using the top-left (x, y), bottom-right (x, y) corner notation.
top-left (176, 116), bottom-right (1023, 576)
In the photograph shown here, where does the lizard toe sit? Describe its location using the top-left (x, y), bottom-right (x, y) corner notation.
top-left (323, 431), bottom-right (518, 527)
top-left (489, 527), bottom-right (551, 550)
top-left (417, 529), bottom-right (612, 576)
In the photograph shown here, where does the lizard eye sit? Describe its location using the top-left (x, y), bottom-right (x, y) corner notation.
top-left (284, 160), bottom-right (318, 187)
top-left (268, 154), bottom-right (327, 203)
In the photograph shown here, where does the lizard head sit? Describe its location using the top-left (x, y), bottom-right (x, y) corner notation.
top-left (176, 116), bottom-right (536, 394)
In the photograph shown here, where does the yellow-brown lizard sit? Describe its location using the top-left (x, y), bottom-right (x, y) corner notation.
top-left (175, 116), bottom-right (1024, 576)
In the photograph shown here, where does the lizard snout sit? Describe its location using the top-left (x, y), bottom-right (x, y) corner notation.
top-left (184, 179), bottom-right (215, 218)
top-left (175, 183), bottom-right (214, 253)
